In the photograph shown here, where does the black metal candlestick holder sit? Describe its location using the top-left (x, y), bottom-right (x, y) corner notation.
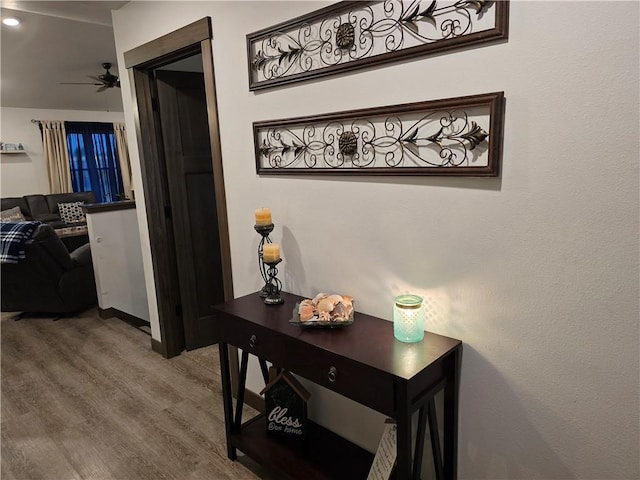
top-left (263, 258), bottom-right (284, 305)
top-left (255, 223), bottom-right (274, 297)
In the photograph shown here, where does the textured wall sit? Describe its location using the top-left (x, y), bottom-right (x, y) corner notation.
top-left (113, 2), bottom-right (639, 478)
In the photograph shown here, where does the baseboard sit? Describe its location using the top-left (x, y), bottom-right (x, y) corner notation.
top-left (151, 338), bottom-right (164, 355)
top-left (98, 307), bottom-right (151, 334)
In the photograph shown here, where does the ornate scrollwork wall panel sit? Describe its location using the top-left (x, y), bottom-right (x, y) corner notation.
top-left (254, 91), bottom-right (504, 176)
top-left (247, 0), bottom-right (509, 90)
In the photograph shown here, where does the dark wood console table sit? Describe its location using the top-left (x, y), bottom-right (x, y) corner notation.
top-left (212, 291), bottom-right (462, 480)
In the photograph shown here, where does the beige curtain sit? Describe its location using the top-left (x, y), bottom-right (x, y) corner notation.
top-left (41, 120), bottom-right (72, 193)
top-left (113, 123), bottom-right (133, 200)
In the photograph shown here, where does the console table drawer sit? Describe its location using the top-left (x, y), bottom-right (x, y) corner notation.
top-left (288, 352), bottom-right (395, 416)
top-left (214, 315), bottom-right (279, 356)
top-left (215, 313), bottom-right (395, 415)
top-left (270, 333), bottom-right (395, 415)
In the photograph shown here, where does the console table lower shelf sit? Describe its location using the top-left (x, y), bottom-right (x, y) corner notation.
top-left (233, 414), bottom-right (374, 479)
top-left (212, 291), bottom-right (462, 480)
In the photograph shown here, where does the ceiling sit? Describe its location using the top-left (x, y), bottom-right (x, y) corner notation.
top-left (1, 1), bottom-right (128, 113)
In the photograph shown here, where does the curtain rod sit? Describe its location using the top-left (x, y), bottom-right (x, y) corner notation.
top-left (31, 119), bottom-right (121, 125)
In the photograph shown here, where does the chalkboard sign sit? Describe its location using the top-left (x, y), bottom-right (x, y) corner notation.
top-left (260, 369), bottom-right (310, 438)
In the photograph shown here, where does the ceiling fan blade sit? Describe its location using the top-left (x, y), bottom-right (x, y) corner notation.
top-left (60, 82), bottom-right (103, 85)
top-left (62, 63), bottom-right (120, 92)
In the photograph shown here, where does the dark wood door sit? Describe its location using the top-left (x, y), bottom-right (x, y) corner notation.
top-left (156, 69), bottom-right (224, 350)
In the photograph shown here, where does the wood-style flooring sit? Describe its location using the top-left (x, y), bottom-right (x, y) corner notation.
top-left (0, 309), bottom-right (275, 480)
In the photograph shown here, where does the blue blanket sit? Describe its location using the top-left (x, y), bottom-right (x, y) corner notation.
top-left (0, 221), bottom-right (40, 264)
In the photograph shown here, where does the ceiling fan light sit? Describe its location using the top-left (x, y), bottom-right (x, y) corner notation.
top-left (2, 17), bottom-right (21, 27)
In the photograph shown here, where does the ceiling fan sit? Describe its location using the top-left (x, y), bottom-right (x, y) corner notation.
top-left (61, 62), bottom-right (120, 92)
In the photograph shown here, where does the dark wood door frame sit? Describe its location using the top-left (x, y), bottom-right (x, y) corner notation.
top-left (123, 18), bottom-right (234, 357)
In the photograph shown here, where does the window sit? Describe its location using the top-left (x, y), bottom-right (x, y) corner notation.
top-left (65, 122), bottom-right (124, 203)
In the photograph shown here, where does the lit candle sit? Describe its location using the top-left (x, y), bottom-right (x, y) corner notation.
top-left (255, 207), bottom-right (272, 226)
top-left (262, 243), bottom-right (280, 262)
top-left (393, 294), bottom-right (425, 343)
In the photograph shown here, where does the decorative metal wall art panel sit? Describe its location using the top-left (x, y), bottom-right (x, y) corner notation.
top-left (254, 92), bottom-right (504, 176)
top-left (247, 0), bottom-right (509, 90)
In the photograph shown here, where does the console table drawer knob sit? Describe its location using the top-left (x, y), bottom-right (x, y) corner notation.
top-left (249, 334), bottom-right (257, 348)
top-left (328, 366), bottom-right (337, 383)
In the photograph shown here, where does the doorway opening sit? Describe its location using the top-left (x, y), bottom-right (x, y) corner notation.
top-left (123, 18), bottom-right (233, 358)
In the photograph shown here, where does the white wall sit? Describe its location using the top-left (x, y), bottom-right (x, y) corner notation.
top-left (0, 107), bottom-right (124, 197)
top-left (86, 207), bottom-right (150, 322)
top-left (112, 2), bottom-right (639, 479)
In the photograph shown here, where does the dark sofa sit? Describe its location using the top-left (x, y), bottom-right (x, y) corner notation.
top-left (1, 192), bottom-right (96, 229)
top-left (1, 223), bottom-right (97, 314)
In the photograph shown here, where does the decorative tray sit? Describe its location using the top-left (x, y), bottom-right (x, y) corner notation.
top-left (289, 314), bottom-right (354, 329)
top-left (289, 294), bottom-right (355, 329)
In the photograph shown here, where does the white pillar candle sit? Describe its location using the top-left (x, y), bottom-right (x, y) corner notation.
top-left (255, 208), bottom-right (272, 226)
top-left (263, 243), bottom-right (280, 262)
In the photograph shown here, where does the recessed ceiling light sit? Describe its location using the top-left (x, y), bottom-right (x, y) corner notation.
top-left (2, 18), bottom-right (21, 27)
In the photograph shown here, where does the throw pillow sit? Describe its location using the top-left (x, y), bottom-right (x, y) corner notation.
top-left (0, 206), bottom-right (26, 222)
top-left (58, 202), bottom-right (85, 224)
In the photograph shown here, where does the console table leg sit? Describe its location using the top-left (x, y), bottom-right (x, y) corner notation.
top-left (234, 350), bottom-right (250, 429)
top-left (428, 398), bottom-right (444, 480)
top-left (396, 386), bottom-right (412, 479)
top-left (443, 346), bottom-right (462, 480)
top-left (259, 358), bottom-right (270, 384)
top-left (412, 406), bottom-right (427, 480)
top-left (218, 342), bottom-right (237, 460)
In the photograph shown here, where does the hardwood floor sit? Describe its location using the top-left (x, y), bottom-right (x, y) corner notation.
top-left (0, 309), bottom-right (274, 480)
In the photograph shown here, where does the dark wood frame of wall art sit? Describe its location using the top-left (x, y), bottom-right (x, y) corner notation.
top-left (254, 91), bottom-right (505, 177)
top-left (247, 0), bottom-right (509, 91)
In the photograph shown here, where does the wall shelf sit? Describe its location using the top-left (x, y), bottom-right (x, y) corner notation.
top-left (0, 150), bottom-right (27, 155)
top-left (1, 142), bottom-right (25, 154)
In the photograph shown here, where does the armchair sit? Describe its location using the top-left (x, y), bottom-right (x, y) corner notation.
top-left (1, 223), bottom-right (97, 314)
